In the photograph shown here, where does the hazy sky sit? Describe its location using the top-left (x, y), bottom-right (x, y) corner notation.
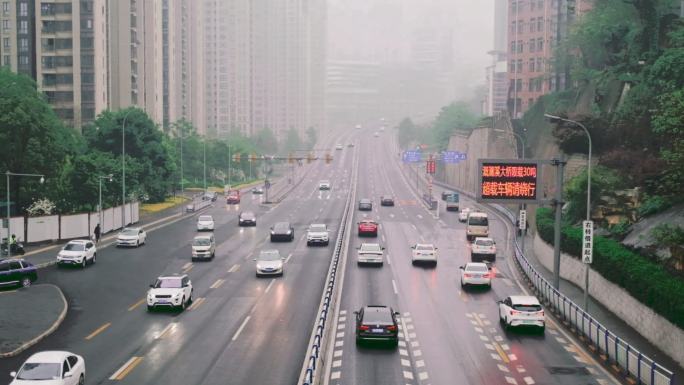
top-left (327, 0), bottom-right (495, 100)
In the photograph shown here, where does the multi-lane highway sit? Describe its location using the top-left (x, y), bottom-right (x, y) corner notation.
top-left (0, 126), bottom-right (624, 385)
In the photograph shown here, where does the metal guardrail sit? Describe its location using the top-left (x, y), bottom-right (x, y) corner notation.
top-left (298, 146), bottom-right (358, 385)
top-left (488, 204), bottom-right (675, 385)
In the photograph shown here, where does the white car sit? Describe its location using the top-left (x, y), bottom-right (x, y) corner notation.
top-left (147, 274), bottom-right (193, 311)
top-left (254, 249), bottom-right (284, 277)
top-left (471, 237), bottom-right (496, 262)
top-left (117, 227), bottom-right (147, 247)
top-left (357, 243), bottom-right (384, 265)
top-left (498, 295), bottom-right (545, 332)
top-left (57, 240), bottom-right (96, 268)
top-left (10, 350), bottom-right (85, 385)
top-left (335, 144), bottom-right (343, 150)
top-left (411, 243), bottom-right (437, 265)
top-left (459, 262), bottom-right (492, 288)
top-left (459, 207), bottom-right (471, 222)
top-left (307, 223), bottom-right (329, 246)
top-left (191, 234), bottom-right (215, 261)
top-left (318, 180), bottom-right (331, 190)
top-left (197, 215), bottom-right (215, 231)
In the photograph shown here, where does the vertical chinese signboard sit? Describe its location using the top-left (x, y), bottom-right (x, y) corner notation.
top-left (582, 220), bottom-right (593, 264)
top-left (476, 159), bottom-right (541, 203)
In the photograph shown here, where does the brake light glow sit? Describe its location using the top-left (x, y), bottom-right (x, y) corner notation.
top-left (359, 325), bottom-right (369, 331)
top-left (464, 274), bottom-right (472, 278)
top-left (386, 325), bottom-right (396, 331)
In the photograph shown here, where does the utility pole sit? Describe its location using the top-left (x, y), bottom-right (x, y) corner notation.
top-left (551, 156), bottom-right (566, 289)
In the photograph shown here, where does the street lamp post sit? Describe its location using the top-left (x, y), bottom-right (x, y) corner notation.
top-left (545, 114), bottom-right (593, 310)
top-left (121, 109), bottom-right (134, 229)
top-left (5, 172), bottom-right (45, 258)
top-left (203, 140), bottom-right (207, 191)
top-left (98, 174), bottom-right (113, 230)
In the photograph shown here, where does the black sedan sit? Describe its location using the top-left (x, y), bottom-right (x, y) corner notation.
top-left (355, 305), bottom-right (400, 347)
top-left (238, 211), bottom-right (257, 226)
top-left (380, 196), bottom-right (395, 206)
top-left (270, 222), bottom-right (294, 241)
top-left (358, 198), bottom-right (373, 211)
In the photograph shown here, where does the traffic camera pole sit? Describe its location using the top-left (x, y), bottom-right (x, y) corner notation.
top-left (551, 156), bottom-right (566, 290)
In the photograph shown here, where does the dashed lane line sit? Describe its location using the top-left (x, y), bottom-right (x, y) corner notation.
top-left (228, 263), bottom-right (240, 273)
top-left (264, 279), bottom-right (276, 294)
top-left (187, 297), bottom-right (205, 311)
top-left (209, 279), bottom-right (225, 289)
top-left (155, 322), bottom-right (177, 340)
top-left (127, 298), bottom-right (146, 312)
top-left (109, 356), bottom-right (143, 381)
top-left (232, 316), bottom-right (251, 341)
top-left (84, 322), bottom-right (111, 340)
top-left (392, 279), bottom-right (399, 295)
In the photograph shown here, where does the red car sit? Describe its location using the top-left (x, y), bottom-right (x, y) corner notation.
top-left (358, 219), bottom-right (378, 237)
top-left (226, 190), bottom-right (240, 204)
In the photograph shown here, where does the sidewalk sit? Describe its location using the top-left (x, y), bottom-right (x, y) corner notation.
top-left (520, 231), bottom-right (684, 380)
top-left (0, 284), bottom-right (67, 358)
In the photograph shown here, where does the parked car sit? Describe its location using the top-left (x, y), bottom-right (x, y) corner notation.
top-left (306, 223), bottom-right (329, 246)
top-left (0, 259), bottom-right (37, 288)
top-left (319, 180), bottom-right (331, 190)
top-left (191, 234), bottom-right (215, 261)
top-left (147, 274), bottom-right (193, 311)
top-left (56, 240), bottom-right (97, 268)
top-left (354, 305), bottom-right (399, 347)
top-left (238, 211), bottom-right (257, 226)
top-left (116, 227), bottom-right (147, 247)
top-left (10, 351), bottom-right (85, 385)
top-left (459, 262), bottom-right (492, 288)
top-left (197, 215), bottom-right (215, 231)
top-left (498, 295), bottom-right (545, 332)
top-left (254, 249), bottom-right (285, 277)
top-left (357, 219), bottom-right (378, 237)
top-left (270, 222), bottom-right (294, 242)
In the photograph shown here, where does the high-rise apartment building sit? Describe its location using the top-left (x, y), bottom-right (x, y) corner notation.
top-left (34, 0), bottom-right (108, 129)
top-left (203, 0), bottom-right (325, 141)
top-left (0, 0), bottom-right (37, 78)
top-left (482, 0), bottom-right (508, 116)
top-left (507, 0), bottom-right (592, 117)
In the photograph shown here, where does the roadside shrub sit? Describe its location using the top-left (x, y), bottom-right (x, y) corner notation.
top-left (637, 195), bottom-right (672, 218)
top-left (535, 207), bottom-right (684, 329)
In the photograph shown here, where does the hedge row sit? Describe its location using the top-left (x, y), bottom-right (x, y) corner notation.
top-left (535, 208), bottom-right (684, 329)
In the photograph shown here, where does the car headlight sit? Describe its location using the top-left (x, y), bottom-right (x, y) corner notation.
top-left (286, 230), bottom-right (292, 234)
top-left (270, 230), bottom-right (275, 234)
top-left (256, 264), bottom-right (263, 270)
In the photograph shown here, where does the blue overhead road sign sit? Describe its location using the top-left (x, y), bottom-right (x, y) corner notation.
top-left (402, 150), bottom-right (422, 163)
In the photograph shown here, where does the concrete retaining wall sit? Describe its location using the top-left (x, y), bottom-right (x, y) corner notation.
top-left (533, 233), bottom-right (684, 367)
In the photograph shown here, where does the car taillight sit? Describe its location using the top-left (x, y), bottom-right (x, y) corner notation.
top-left (359, 325), bottom-right (369, 331)
top-left (510, 310), bottom-right (520, 316)
top-left (464, 274), bottom-right (472, 278)
top-left (540, 310), bottom-right (545, 316)
top-left (386, 325), bottom-right (396, 331)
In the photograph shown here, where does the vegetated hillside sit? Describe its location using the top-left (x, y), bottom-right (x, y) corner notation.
top-left (522, 0), bottom-right (684, 270)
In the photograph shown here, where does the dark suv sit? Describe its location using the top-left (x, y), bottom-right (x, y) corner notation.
top-left (354, 305), bottom-right (400, 347)
top-left (270, 222), bottom-right (294, 242)
top-left (358, 199), bottom-right (373, 211)
top-left (0, 259), bottom-right (37, 288)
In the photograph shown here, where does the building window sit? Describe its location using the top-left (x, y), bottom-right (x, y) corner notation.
top-left (510, 40), bottom-right (516, 53)
top-left (19, 2), bottom-right (27, 16)
top-left (2, 37), bottom-right (9, 48)
top-left (536, 57), bottom-right (543, 72)
top-left (537, 38), bottom-right (544, 51)
top-left (511, 0), bottom-right (517, 13)
top-left (516, 79), bottom-right (523, 91)
top-left (530, 0), bottom-right (535, 11)
top-left (509, 62), bottom-right (516, 73)
top-left (528, 80), bottom-right (534, 92)
top-left (529, 58), bottom-right (535, 72)
top-left (530, 18), bottom-right (536, 33)
top-left (19, 55), bottom-right (28, 65)
top-left (517, 59), bottom-right (523, 73)
top-left (511, 21), bottom-right (516, 34)
top-left (517, 20), bottom-right (524, 33)
top-left (19, 20), bottom-right (27, 34)
top-left (3, 55), bottom-right (9, 66)
top-left (19, 38), bottom-right (28, 52)
top-left (538, 0), bottom-right (544, 8)
top-left (528, 98), bottom-right (534, 107)
top-left (517, 40), bottom-right (523, 53)
top-left (2, 2), bottom-right (9, 15)
top-left (537, 17), bottom-right (544, 31)
top-left (2, 20), bottom-right (9, 31)
top-left (529, 38), bottom-right (536, 53)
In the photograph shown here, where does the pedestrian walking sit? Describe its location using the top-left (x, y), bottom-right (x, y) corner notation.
top-left (94, 223), bottom-right (101, 244)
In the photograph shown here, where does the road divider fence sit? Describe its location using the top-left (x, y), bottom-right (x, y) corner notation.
top-left (298, 143), bottom-right (359, 385)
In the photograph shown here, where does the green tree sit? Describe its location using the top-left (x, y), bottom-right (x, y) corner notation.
top-left (564, 166), bottom-right (624, 223)
top-left (305, 127), bottom-right (318, 150)
top-left (397, 117), bottom-right (418, 148)
top-left (282, 128), bottom-right (302, 154)
top-left (652, 89), bottom-right (684, 194)
top-left (430, 102), bottom-right (479, 150)
top-left (254, 127), bottom-right (278, 154)
top-left (84, 108), bottom-right (176, 202)
top-left (0, 69), bottom-right (80, 214)
top-left (650, 224), bottom-right (684, 271)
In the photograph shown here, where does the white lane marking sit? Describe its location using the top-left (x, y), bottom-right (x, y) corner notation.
top-left (285, 253), bottom-right (293, 264)
top-left (182, 262), bottom-right (192, 270)
top-left (333, 350), bottom-right (343, 357)
top-left (336, 332), bottom-right (344, 338)
top-left (332, 360), bottom-right (341, 368)
top-left (497, 364), bottom-right (509, 372)
top-left (485, 344), bottom-right (494, 350)
top-left (337, 323), bottom-right (345, 330)
top-left (491, 353), bottom-right (502, 361)
top-left (401, 359), bottom-right (411, 367)
top-left (392, 279), bottom-right (398, 295)
top-left (416, 359), bottom-right (425, 368)
top-left (410, 341), bottom-right (419, 348)
top-left (403, 371), bottom-right (414, 380)
top-left (505, 376), bottom-right (518, 384)
top-left (390, 213), bottom-right (395, 218)
top-left (386, 254), bottom-right (392, 265)
top-left (508, 353), bottom-right (518, 361)
top-left (523, 377), bottom-right (535, 384)
top-left (331, 371), bottom-right (341, 380)
top-left (338, 316), bottom-right (346, 322)
top-left (264, 279), bottom-right (276, 294)
top-left (516, 365), bottom-right (526, 373)
top-left (335, 340), bottom-right (343, 347)
top-left (400, 349), bottom-right (409, 356)
top-left (411, 224), bottom-right (417, 230)
top-left (228, 264), bottom-right (240, 273)
top-left (382, 234), bottom-right (386, 242)
top-left (419, 372), bottom-right (429, 380)
top-left (232, 316), bottom-right (251, 341)
top-left (413, 349), bottom-right (422, 357)
top-left (417, 214), bottom-right (423, 219)
top-left (555, 337), bottom-right (568, 344)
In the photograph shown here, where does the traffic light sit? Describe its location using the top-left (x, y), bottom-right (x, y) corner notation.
top-left (325, 153), bottom-right (332, 164)
top-left (249, 153), bottom-right (257, 162)
top-left (232, 153), bottom-right (241, 162)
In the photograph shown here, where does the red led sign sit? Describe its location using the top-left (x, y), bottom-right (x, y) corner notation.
top-left (426, 160), bottom-right (436, 174)
top-left (477, 160), bottom-right (540, 203)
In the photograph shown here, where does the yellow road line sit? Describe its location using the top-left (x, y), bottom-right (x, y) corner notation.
top-left (156, 323), bottom-right (177, 339)
top-left (493, 342), bottom-right (510, 363)
top-left (84, 322), bottom-right (111, 340)
top-left (473, 313), bottom-right (485, 327)
top-left (210, 279), bottom-right (225, 289)
top-left (127, 298), bottom-right (146, 312)
top-left (228, 264), bottom-right (240, 273)
top-left (183, 264), bottom-right (194, 273)
top-left (111, 356), bottom-right (143, 380)
top-left (188, 297), bottom-right (205, 310)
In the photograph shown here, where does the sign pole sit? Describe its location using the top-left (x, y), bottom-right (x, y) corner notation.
top-left (582, 220), bottom-right (594, 311)
top-left (518, 209), bottom-right (527, 255)
top-left (552, 155), bottom-right (566, 290)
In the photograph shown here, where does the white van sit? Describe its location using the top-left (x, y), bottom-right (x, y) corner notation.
top-left (466, 212), bottom-right (489, 241)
